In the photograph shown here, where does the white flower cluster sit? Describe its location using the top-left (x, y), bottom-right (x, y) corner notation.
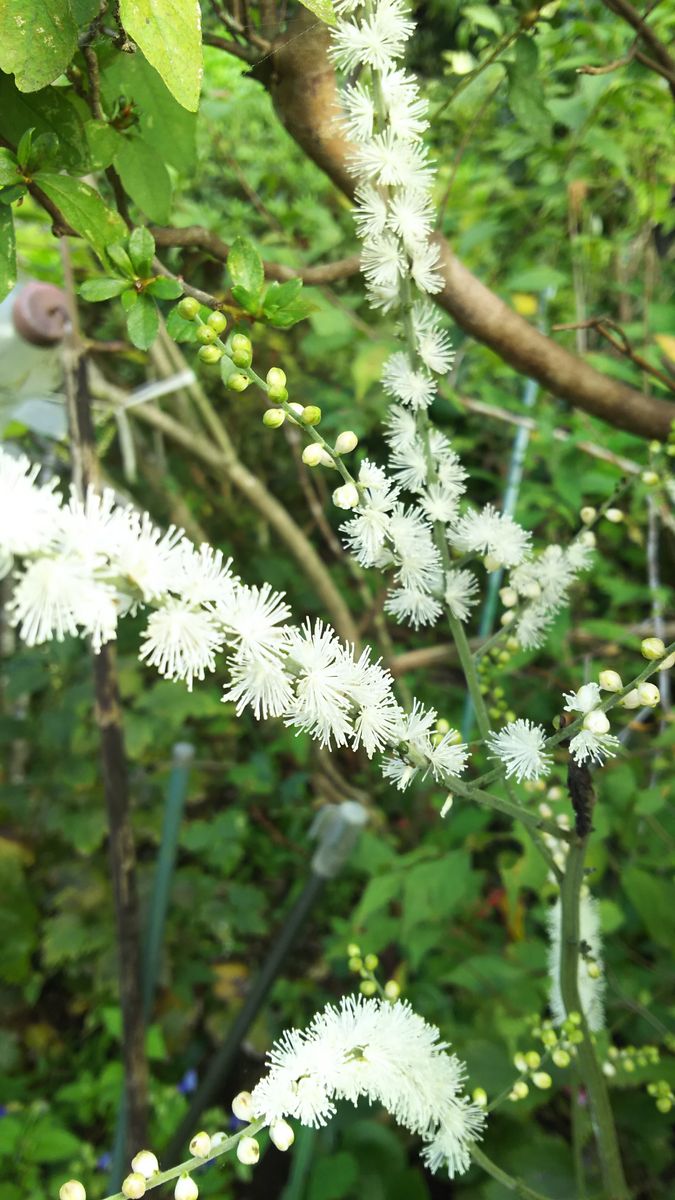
top-left (563, 681), bottom-right (620, 768)
top-left (548, 894), bottom-right (605, 1032)
top-left (504, 541), bottom-right (594, 650)
top-left (250, 993), bottom-right (486, 1178)
top-left (0, 448), bottom-right (469, 791)
top-left (486, 719), bottom-right (552, 783)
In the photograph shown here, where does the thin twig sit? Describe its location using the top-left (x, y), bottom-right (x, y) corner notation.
top-left (553, 316), bottom-right (675, 394)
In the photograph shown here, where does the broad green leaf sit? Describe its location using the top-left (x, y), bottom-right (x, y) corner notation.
top-left (114, 134), bottom-right (172, 224)
top-left (266, 297), bottom-right (317, 327)
top-left (0, 149), bottom-right (19, 186)
top-left (263, 277), bottom-right (303, 314)
top-left (79, 277), bottom-right (131, 301)
top-left (119, 0), bottom-right (203, 112)
top-left (507, 37), bottom-right (552, 144)
top-left (166, 304), bottom-right (200, 342)
top-left (623, 867), bottom-right (675, 951)
top-left (106, 240), bottom-right (136, 278)
top-left (228, 237), bottom-right (264, 299)
top-left (84, 119), bottom-right (120, 170)
top-left (0, 73), bottom-right (87, 170)
top-left (462, 4), bottom-right (503, 36)
top-left (99, 50), bottom-right (196, 172)
top-left (230, 284), bottom-right (261, 315)
top-left (125, 291), bottom-right (159, 350)
top-left (33, 173), bottom-right (126, 260)
top-left (298, 0), bottom-right (336, 24)
top-left (0, 0), bottom-right (78, 92)
top-left (128, 225), bottom-right (156, 276)
top-left (145, 276), bottom-right (182, 299)
top-left (0, 205), bottom-right (17, 302)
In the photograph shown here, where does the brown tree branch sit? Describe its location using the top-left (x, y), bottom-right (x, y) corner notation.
top-left (602, 0), bottom-right (675, 95)
top-left (241, 12), bottom-right (675, 442)
top-left (151, 224), bottom-right (360, 283)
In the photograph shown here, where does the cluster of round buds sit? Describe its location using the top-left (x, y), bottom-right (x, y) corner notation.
top-left (605, 1041), bottom-right (661, 1081)
top-left (647, 1079), bottom-right (673, 1114)
top-left (119, 1149), bottom-right (161, 1198)
top-left (477, 652), bottom-right (517, 722)
top-left (346, 943), bottom-right (400, 1001)
top-left (176, 297), bottom-right (256, 390)
top-left (508, 1048), bottom-right (553, 1101)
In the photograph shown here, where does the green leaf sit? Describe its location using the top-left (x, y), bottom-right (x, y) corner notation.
top-left (507, 37), bottom-right (552, 144)
top-left (0, 205), bottom-right (17, 302)
top-left (266, 297), bottom-right (317, 327)
top-left (623, 866), bottom-right (675, 951)
top-left (0, 183), bottom-right (26, 206)
top-left (298, 0), bottom-right (336, 25)
top-left (34, 173), bottom-right (127, 260)
top-left (79, 277), bottom-right (131, 301)
top-left (84, 119), bottom-right (120, 170)
top-left (128, 225), bottom-right (156, 276)
top-left (0, 1), bottom-right (78, 92)
top-left (166, 304), bottom-right (200, 342)
top-left (228, 237), bottom-right (264, 299)
top-left (114, 134), bottom-right (172, 223)
top-left (230, 284), bottom-right (261, 315)
top-left (106, 240), bottom-right (136, 278)
top-left (145, 275), bottom-right (182, 299)
top-left (16, 126), bottom-right (34, 169)
top-left (263, 277), bottom-right (303, 314)
top-left (125, 291), bottom-right (159, 350)
top-left (119, 0), bottom-right (203, 112)
top-left (0, 73), bottom-right (87, 171)
top-left (0, 148), bottom-right (18, 185)
top-left (99, 50), bottom-right (196, 172)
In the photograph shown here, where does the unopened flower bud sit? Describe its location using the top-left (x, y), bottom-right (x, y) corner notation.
top-left (347, 942), bottom-right (360, 957)
top-left (580, 506), bottom-right (596, 524)
top-left (656, 1096), bottom-right (672, 1114)
top-left (131, 1152), bottom-right (159, 1180)
top-left (302, 444), bottom-right (324, 467)
top-left (360, 979), bottom-right (377, 996)
top-left (364, 953), bottom-right (378, 971)
top-left (525, 1051), bottom-right (541, 1069)
top-left (541, 1028), bottom-right (558, 1047)
top-left (641, 637), bottom-right (665, 660)
top-left (602, 1061), bottom-right (616, 1076)
top-left (637, 681), bottom-right (660, 707)
top-left (661, 651), bottom-right (675, 670)
top-left (333, 482), bottom-right (360, 510)
top-left (122, 1173), bottom-right (146, 1199)
top-left (175, 1174), bottom-right (198, 1200)
top-left (620, 688), bottom-right (640, 709)
top-left (484, 554), bottom-right (500, 572)
top-left (232, 1091), bottom-right (254, 1121)
top-left (641, 470), bottom-right (658, 485)
top-left (207, 311), bottom-right (228, 334)
top-left (440, 793), bottom-right (453, 818)
top-left (268, 383), bottom-right (289, 403)
top-left (587, 961), bottom-right (602, 979)
top-left (348, 955), bottom-right (363, 972)
top-left (287, 402), bottom-right (304, 420)
top-left (513, 1053), bottom-right (527, 1072)
top-left (472, 1087), bottom-right (488, 1107)
top-left (599, 669), bottom-right (622, 692)
top-left (196, 324), bottom-right (218, 345)
top-left (263, 408), bottom-right (285, 428)
top-left (335, 430), bottom-right (358, 454)
top-left (266, 367), bottom-right (286, 389)
top-left (532, 1072), bottom-right (552, 1090)
top-left (520, 580), bottom-right (541, 599)
top-left (436, 718), bottom-right (450, 734)
top-left (552, 1049), bottom-right (570, 1068)
top-left (60, 1183), bottom-right (86, 1200)
top-left (510, 1080), bottom-right (529, 1100)
top-left (583, 709), bottom-right (610, 735)
top-left (236, 1137), bottom-right (260, 1165)
top-left (226, 372), bottom-right (250, 393)
top-left (231, 332), bottom-right (252, 360)
top-left (500, 586), bottom-right (518, 607)
top-left (301, 405), bottom-right (321, 426)
top-left (189, 1132), bottom-right (211, 1158)
top-left (605, 508), bottom-right (623, 523)
top-left (198, 344), bottom-right (223, 365)
top-left (384, 979), bottom-right (400, 1001)
top-left (580, 530), bottom-right (596, 548)
top-left (177, 297), bottom-right (201, 321)
top-left (269, 1120), bottom-right (295, 1152)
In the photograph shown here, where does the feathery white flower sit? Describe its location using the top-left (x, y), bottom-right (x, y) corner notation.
top-left (410, 240), bottom-right (444, 295)
top-left (353, 185), bottom-right (389, 240)
top-left (381, 755), bottom-right (420, 790)
top-left (361, 233), bottom-right (406, 290)
top-left (9, 556), bottom-right (117, 649)
top-left (217, 582), bottom-right (291, 667)
top-left (568, 729), bottom-right (620, 767)
top-left (388, 506), bottom-right (443, 592)
top-left (340, 82), bottom-right (376, 141)
top-left (548, 895), bottom-right (605, 1031)
top-left (448, 504), bottom-right (531, 569)
top-left (418, 483), bottom-right (461, 525)
top-left (412, 302), bottom-right (455, 374)
top-left (444, 569), bottom-right (479, 622)
top-left (0, 448), bottom-right (61, 565)
top-left (109, 509), bottom-right (183, 602)
top-left (382, 352), bottom-right (437, 410)
top-left (424, 733), bottom-right (469, 782)
top-left (223, 655), bottom-right (293, 720)
top-left (139, 600), bottom-right (225, 691)
top-left (251, 994), bottom-right (484, 1180)
top-left (284, 620), bottom-right (353, 748)
top-left (487, 719), bottom-right (552, 782)
top-left (385, 585), bottom-right (442, 628)
top-left (351, 131), bottom-right (434, 190)
top-left (330, 2), bottom-right (415, 73)
top-left (176, 543), bottom-right (235, 607)
top-left (347, 648), bottom-right (404, 756)
top-left (381, 68), bottom-right (429, 141)
top-left (388, 189), bottom-right (435, 251)
top-left (563, 682), bottom-right (602, 715)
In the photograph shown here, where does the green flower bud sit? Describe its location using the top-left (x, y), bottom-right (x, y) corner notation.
top-left (60, 1183), bottom-right (87, 1200)
top-left (302, 444), bottom-right (324, 467)
top-left (198, 344), bottom-right (223, 365)
top-left (335, 430), bottom-right (358, 454)
top-left (472, 1087), bottom-right (488, 1107)
top-left (177, 297), bottom-right (200, 321)
top-left (301, 405), bottom-right (322, 426)
top-left (510, 1081), bottom-right (529, 1101)
top-left (231, 333), bottom-right (252, 356)
top-left (525, 1051), bottom-right (541, 1070)
top-left (131, 1152), bottom-right (159, 1180)
top-left (196, 324), bottom-right (218, 345)
top-left (347, 943), bottom-right (360, 957)
top-left (207, 311), bottom-right (228, 334)
top-left (360, 979), bottom-right (377, 997)
top-left (364, 953), bottom-right (378, 971)
top-left (226, 372), bottom-right (250, 393)
top-left (552, 1049), bottom-right (570, 1068)
top-left (656, 1096), bottom-right (672, 1114)
top-left (268, 384), bottom-right (289, 403)
top-left (263, 408), bottom-right (285, 428)
top-left (641, 637), bottom-right (666, 660)
top-left (532, 1071), bottom-right (552, 1090)
top-left (189, 1132), bottom-right (211, 1158)
top-left (266, 367), bottom-right (286, 389)
top-left (384, 979), bottom-right (400, 1001)
top-left (122, 1174), bottom-right (146, 1199)
top-left (348, 955), bottom-right (363, 972)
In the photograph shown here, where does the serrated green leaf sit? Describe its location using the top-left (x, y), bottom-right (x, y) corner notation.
top-left (298, 0), bottom-right (336, 25)
top-left (114, 134), bottom-right (172, 223)
top-left (145, 275), bottom-right (182, 299)
top-left (79, 277), bottom-right (131, 301)
top-left (119, 0), bottom-right (203, 112)
top-left (128, 225), bottom-right (156, 276)
top-left (126, 291), bottom-right (159, 349)
top-left (228, 236), bottom-right (264, 298)
top-left (34, 173), bottom-right (127, 260)
top-left (0, 205), bottom-right (17, 302)
top-left (0, 0), bottom-right (78, 92)
top-left (0, 148), bottom-right (19, 186)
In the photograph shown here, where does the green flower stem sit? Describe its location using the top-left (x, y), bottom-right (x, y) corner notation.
top-left (471, 1144), bottom-right (556, 1200)
top-left (559, 837), bottom-right (629, 1199)
top-left (100, 1120), bottom-right (265, 1200)
top-left (451, 778), bottom-right (564, 842)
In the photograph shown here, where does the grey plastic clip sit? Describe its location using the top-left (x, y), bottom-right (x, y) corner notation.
top-left (309, 800), bottom-right (368, 879)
